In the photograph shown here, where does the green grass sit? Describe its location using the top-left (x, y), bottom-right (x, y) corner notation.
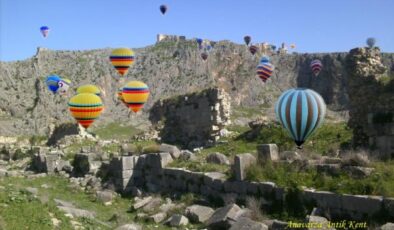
top-left (238, 122), bottom-right (353, 155)
top-left (92, 123), bottom-right (141, 141)
top-left (0, 176), bottom-right (198, 230)
top-left (246, 160), bottom-right (394, 197)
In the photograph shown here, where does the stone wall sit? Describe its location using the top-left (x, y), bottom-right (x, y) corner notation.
top-left (157, 34), bottom-right (186, 43)
top-left (108, 153), bottom-right (394, 222)
top-left (149, 88), bottom-right (231, 149)
top-left (346, 47), bottom-right (394, 158)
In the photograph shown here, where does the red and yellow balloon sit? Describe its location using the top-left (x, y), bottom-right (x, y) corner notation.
top-left (122, 81), bottom-right (149, 113)
top-left (68, 93), bottom-right (104, 128)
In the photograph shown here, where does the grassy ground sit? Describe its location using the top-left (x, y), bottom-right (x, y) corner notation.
top-left (0, 176), bottom-right (196, 230)
top-left (169, 122), bottom-right (352, 174)
top-left (92, 123), bottom-right (142, 141)
top-left (246, 160), bottom-right (394, 197)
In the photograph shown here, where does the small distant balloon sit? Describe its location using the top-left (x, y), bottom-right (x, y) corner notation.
top-left (160, 5), bottom-right (167, 15)
top-left (110, 48), bottom-right (135, 77)
top-left (40, 26), bottom-right (49, 38)
top-left (244, 36), bottom-right (251, 46)
top-left (249, 45), bottom-right (258, 55)
top-left (201, 52), bottom-right (208, 61)
top-left (260, 55), bottom-right (270, 63)
top-left (310, 59), bottom-right (323, 77)
top-left (366, 37), bottom-right (376, 48)
top-left (196, 38), bottom-right (203, 49)
top-left (122, 81), bottom-right (150, 113)
top-left (290, 44), bottom-right (296, 49)
top-left (45, 75), bottom-right (61, 94)
top-left (257, 62), bottom-right (274, 83)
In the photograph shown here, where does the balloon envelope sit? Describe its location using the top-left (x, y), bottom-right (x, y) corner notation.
top-left (46, 75), bottom-right (61, 93)
top-left (110, 48), bottom-right (135, 76)
top-left (160, 5), bottom-right (167, 14)
top-left (77, 84), bottom-right (101, 96)
top-left (275, 88), bottom-right (326, 147)
top-left (257, 62), bottom-right (274, 82)
top-left (244, 36), bottom-right (251, 46)
top-left (260, 55), bottom-right (270, 63)
top-left (40, 26), bottom-right (49, 38)
top-left (310, 59), bottom-right (323, 76)
top-left (68, 93), bottom-right (104, 129)
top-left (122, 81), bottom-right (150, 113)
top-left (249, 45), bottom-right (258, 55)
top-left (201, 52), bottom-right (208, 61)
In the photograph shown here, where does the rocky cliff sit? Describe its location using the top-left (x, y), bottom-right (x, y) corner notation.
top-left (0, 39), bottom-right (393, 136)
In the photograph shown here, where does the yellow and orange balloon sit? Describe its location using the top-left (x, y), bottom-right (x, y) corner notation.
top-left (68, 93), bottom-right (104, 128)
top-left (122, 81), bottom-right (149, 113)
top-left (110, 48), bottom-right (135, 76)
top-left (76, 84), bottom-right (101, 96)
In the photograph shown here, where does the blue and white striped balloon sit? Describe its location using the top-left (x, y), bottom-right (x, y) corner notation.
top-left (275, 88), bottom-right (326, 147)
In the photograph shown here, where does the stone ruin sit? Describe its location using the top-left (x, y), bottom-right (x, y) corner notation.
top-left (149, 87), bottom-right (231, 149)
top-left (346, 47), bottom-right (394, 158)
top-left (156, 34), bottom-right (186, 43)
top-left (47, 123), bottom-right (96, 146)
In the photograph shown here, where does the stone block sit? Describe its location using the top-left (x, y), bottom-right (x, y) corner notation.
top-left (257, 144), bottom-right (279, 163)
top-left (234, 153), bottom-right (256, 181)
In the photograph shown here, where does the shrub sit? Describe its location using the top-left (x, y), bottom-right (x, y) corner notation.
top-left (245, 196), bottom-right (267, 221)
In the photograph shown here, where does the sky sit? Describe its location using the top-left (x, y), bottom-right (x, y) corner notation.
top-left (1, 0), bottom-right (394, 61)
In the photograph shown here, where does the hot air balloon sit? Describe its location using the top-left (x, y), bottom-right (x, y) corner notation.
top-left (160, 5), bottom-right (167, 15)
top-left (201, 52), bottom-right (208, 61)
top-left (109, 48), bottom-right (135, 77)
top-left (68, 93), bottom-right (104, 129)
top-left (117, 87), bottom-right (127, 107)
top-left (76, 84), bottom-right (101, 96)
top-left (45, 75), bottom-right (61, 93)
top-left (260, 55), bottom-right (270, 63)
top-left (275, 88), bottom-right (326, 147)
top-left (122, 81), bottom-right (150, 113)
top-left (196, 38), bottom-right (203, 49)
top-left (58, 78), bottom-right (71, 95)
top-left (366, 37), bottom-right (376, 48)
top-left (310, 59), bottom-right (323, 76)
top-left (249, 45), bottom-right (258, 55)
top-left (244, 36), bottom-right (251, 46)
top-left (290, 44), bottom-right (296, 49)
top-left (40, 26), bottom-right (49, 38)
top-left (257, 62), bottom-right (274, 82)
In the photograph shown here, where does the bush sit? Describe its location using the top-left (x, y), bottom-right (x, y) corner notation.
top-left (245, 196), bottom-right (267, 221)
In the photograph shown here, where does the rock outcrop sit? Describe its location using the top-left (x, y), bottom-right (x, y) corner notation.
top-left (1, 39), bottom-right (393, 137)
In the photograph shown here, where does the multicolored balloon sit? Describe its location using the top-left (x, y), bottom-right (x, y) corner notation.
top-left (249, 45), bottom-right (258, 55)
top-left (76, 84), bottom-right (101, 96)
top-left (244, 36), bottom-right (251, 46)
top-left (260, 55), bottom-right (270, 63)
top-left (257, 62), bottom-right (274, 82)
top-left (45, 75), bottom-right (61, 93)
top-left (201, 52), bottom-right (208, 61)
top-left (40, 26), bottom-right (49, 38)
top-left (160, 5), bottom-right (167, 15)
top-left (68, 93), bottom-right (104, 129)
top-left (366, 37), bottom-right (376, 48)
top-left (110, 48), bottom-right (135, 76)
top-left (122, 81), bottom-right (150, 113)
top-left (58, 78), bottom-right (71, 95)
top-left (275, 88), bottom-right (326, 147)
top-left (310, 59), bottom-right (323, 76)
